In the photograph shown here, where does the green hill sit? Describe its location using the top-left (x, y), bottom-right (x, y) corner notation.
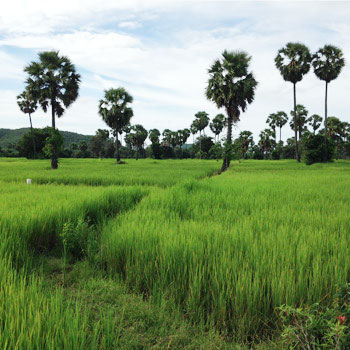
top-left (0, 128), bottom-right (92, 148)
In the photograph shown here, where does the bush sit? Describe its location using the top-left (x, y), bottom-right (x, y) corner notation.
top-left (279, 283), bottom-right (350, 349)
top-left (303, 134), bottom-right (335, 165)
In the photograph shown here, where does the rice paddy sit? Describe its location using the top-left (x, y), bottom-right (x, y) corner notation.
top-left (1, 158), bottom-right (349, 348)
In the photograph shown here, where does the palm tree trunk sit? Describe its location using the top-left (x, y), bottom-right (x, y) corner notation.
top-left (51, 102), bottom-right (58, 169)
top-left (115, 132), bottom-right (121, 164)
top-left (280, 127), bottom-right (282, 144)
top-left (222, 116), bottom-right (233, 172)
top-left (293, 83), bottom-right (300, 162)
top-left (29, 113), bottom-right (36, 159)
top-left (324, 81), bottom-right (328, 161)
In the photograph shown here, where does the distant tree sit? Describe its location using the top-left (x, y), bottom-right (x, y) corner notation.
top-left (308, 114), bottom-right (323, 135)
top-left (194, 111), bottom-right (210, 136)
top-left (238, 131), bottom-right (254, 159)
top-left (18, 128), bottom-right (51, 159)
top-left (90, 129), bottom-right (109, 158)
top-left (98, 88), bottom-right (133, 164)
top-left (210, 113), bottom-right (226, 142)
top-left (206, 50), bottom-right (258, 171)
top-left (266, 113), bottom-right (278, 142)
top-left (162, 129), bottom-right (172, 147)
top-left (178, 129), bottom-right (191, 147)
top-left (275, 43), bottom-right (311, 162)
top-left (259, 129), bottom-right (275, 159)
top-left (129, 124), bottom-right (148, 159)
top-left (190, 120), bottom-right (199, 144)
top-left (24, 51), bottom-right (81, 169)
top-left (312, 45), bottom-right (345, 141)
top-left (275, 111), bottom-right (288, 144)
top-left (149, 128), bottom-right (161, 159)
top-left (290, 104), bottom-right (309, 140)
top-left (17, 90), bottom-right (38, 158)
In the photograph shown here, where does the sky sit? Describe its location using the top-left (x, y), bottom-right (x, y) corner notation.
top-left (1, 0), bottom-right (350, 143)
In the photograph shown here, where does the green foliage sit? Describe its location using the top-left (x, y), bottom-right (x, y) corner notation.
top-left (43, 128), bottom-right (64, 160)
top-left (303, 134), bottom-right (335, 165)
top-left (279, 283), bottom-right (350, 349)
top-left (275, 42), bottom-right (311, 84)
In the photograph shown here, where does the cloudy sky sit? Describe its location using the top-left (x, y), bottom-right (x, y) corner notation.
top-left (0, 0), bottom-right (349, 142)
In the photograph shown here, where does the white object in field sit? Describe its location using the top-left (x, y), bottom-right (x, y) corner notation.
top-left (26, 179), bottom-right (31, 185)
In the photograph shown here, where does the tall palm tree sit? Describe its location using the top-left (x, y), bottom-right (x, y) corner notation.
top-left (275, 43), bottom-right (311, 162)
top-left (99, 88), bottom-right (133, 163)
top-left (209, 113), bottom-right (226, 142)
top-left (206, 50), bottom-right (258, 171)
top-left (312, 45), bottom-right (345, 143)
top-left (24, 51), bottom-right (81, 169)
top-left (308, 114), bottom-right (323, 135)
top-left (17, 89), bottom-right (38, 158)
top-left (129, 124), bottom-right (148, 159)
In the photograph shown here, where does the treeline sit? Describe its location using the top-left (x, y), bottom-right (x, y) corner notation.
top-left (12, 42), bottom-right (347, 169)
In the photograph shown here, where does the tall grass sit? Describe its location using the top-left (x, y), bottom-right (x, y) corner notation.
top-left (101, 160), bottom-right (350, 340)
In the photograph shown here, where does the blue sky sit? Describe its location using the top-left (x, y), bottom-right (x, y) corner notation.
top-left (1, 1), bottom-right (349, 143)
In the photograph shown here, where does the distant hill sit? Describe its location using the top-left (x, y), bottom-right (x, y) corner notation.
top-left (0, 128), bottom-right (92, 148)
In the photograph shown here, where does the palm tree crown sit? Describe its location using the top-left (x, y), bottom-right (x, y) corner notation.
top-left (275, 43), bottom-right (311, 84)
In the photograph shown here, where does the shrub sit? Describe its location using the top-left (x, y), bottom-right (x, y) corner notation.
top-left (279, 283), bottom-right (350, 349)
top-left (303, 134), bottom-right (335, 165)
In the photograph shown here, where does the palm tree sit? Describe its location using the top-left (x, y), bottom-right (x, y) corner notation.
top-left (308, 114), bottom-right (323, 135)
top-left (17, 89), bottom-right (38, 157)
top-left (129, 124), bottom-right (148, 159)
top-left (190, 121), bottom-right (199, 144)
top-left (266, 113), bottom-right (278, 142)
top-left (210, 113), bottom-right (226, 142)
top-left (194, 111), bottom-right (210, 136)
top-left (239, 131), bottom-right (254, 159)
top-left (274, 111), bottom-right (289, 145)
top-left (259, 129), bottom-right (275, 159)
top-left (149, 129), bottom-right (161, 145)
top-left (99, 88), bottom-right (133, 164)
top-left (24, 51), bottom-right (80, 169)
top-left (275, 43), bottom-right (311, 162)
top-left (312, 45), bottom-right (345, 144)
top-left (206, 50), bottom-right (258, 171)
top-left (290, 104), bottom-right (309, 140)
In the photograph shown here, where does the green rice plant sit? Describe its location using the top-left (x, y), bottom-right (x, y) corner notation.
top-left (0, 158), bottom-right (218, 187)
top-left (101, 160), bottom-right (350, 341)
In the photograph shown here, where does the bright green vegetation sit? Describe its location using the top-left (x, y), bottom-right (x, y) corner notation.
top-left (101, 160), bottom-right (350, 341)
top-left (1, 158), bottom-right (349, 348)
top-left (0, 158), bottom-right (218, 186)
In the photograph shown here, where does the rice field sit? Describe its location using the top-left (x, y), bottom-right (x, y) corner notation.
top-left (1, 158), bottom-right (349, 348)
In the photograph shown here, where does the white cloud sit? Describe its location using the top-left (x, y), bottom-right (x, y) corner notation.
top-left (0, 1), bottom-right (350, 142)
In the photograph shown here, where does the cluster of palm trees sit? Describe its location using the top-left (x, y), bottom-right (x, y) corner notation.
top-left (18, 51), bottom-right (81, 169)
top-left (275, 43), bottom-right (345, 162)
top-left (16, 43), bottom-right (346, 170)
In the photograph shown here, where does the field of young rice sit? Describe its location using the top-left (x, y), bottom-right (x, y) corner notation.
top-left (0, 158), bottom-right (218, 186)
top-left (1, 158), bottom-right (349, 348)
top-left (101, 160), bottom-right (350, 340)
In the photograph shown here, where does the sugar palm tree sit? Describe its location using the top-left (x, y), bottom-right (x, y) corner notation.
top-left (275, 111), bottom-right (288, 144)
top-left (17, 89), bottom-right (38, 157)
top-left (24, 51), bottom-right (81, 169)
top-left (275, 43), bottom-right (311, 162)
top-left (190, 121), bottom-right (199, 144)
top-left (266, 113), bottom-right (278, 142)
top-left (209, 113), bottom-right (226, 142)
top-left (290, 104), bottom-right (309, 140)
top-left (206, 50), bottom-right (258, 171)
top-left (99, 88), bottom-right (133, 164)
top-left (239, 131), bottom-right (254, 159)
top-left (308, 114), bottom-right (323, 135)
top-left (312, 45), bottom-right (345, 142)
